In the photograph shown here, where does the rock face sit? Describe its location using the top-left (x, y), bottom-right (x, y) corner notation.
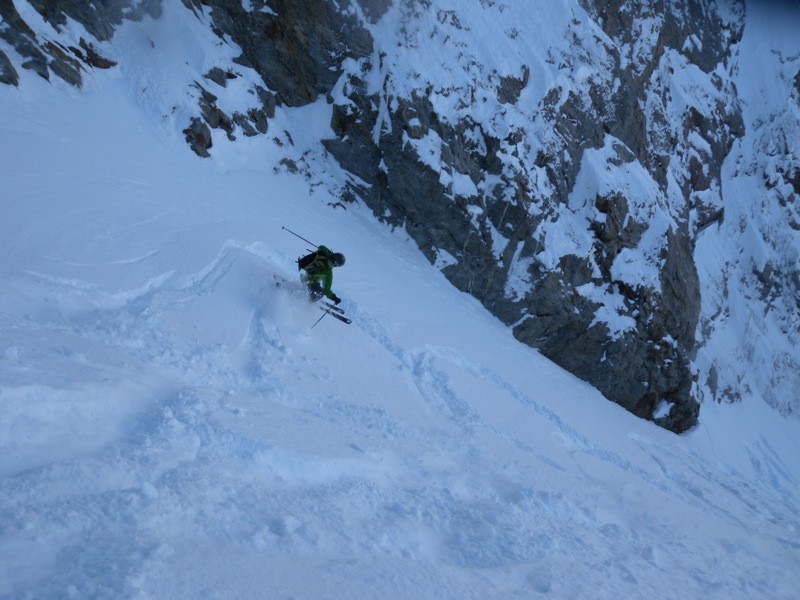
top-left (4, 0), bottom-right (797, 433)
top-left (316, 0), bottom-right (745, 433)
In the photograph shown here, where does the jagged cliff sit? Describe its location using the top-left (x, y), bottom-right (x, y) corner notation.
top-left (2, 0), bottom-right (798, 433)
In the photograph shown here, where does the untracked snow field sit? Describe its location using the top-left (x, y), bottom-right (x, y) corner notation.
top-left (1, 4), bottom-right (800, 600)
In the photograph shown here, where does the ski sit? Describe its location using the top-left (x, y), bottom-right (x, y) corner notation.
top-left (321, 305), bottom-right (351, 324)
top-left (323, 301), bottom-right (345, 314)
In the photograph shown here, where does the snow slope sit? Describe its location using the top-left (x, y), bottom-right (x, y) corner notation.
top-left (1, 3), bottom-right (799, 599)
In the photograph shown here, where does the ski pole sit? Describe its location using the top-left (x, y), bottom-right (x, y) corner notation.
top-left (309, 306), bottom-right (331, 331)
top-left (282, 226), bottom-right (316, 248)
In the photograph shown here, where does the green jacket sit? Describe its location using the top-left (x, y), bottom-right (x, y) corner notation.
top-left (300, 245), bottom-right (337, 300)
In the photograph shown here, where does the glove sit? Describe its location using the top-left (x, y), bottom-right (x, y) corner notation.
top-left (332, 294), bottom-right (341, 305)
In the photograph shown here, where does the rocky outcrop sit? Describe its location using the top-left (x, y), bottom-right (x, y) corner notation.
top-left (26, 0), bottom-right (161, 41)
top-left (0, 50), bottom-right (18, 86)
top-left (0, 0), bottom-right (146, 86)
top-left (167, 0), bottom-right (371, 153)
top-left (183, 0), bottom-right (373, 107)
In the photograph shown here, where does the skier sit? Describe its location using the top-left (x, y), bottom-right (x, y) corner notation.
top-left (298, 245), bottom-right (346, 304)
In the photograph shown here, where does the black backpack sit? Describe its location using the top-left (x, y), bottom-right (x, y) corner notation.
top-left (297, 251), bottom-right (316, 271)
top-left (298, 247), bottom-right (333, 272)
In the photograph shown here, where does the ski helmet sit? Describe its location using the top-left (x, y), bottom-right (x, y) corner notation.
top-left (333, 252), bottom-right (346, 266)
